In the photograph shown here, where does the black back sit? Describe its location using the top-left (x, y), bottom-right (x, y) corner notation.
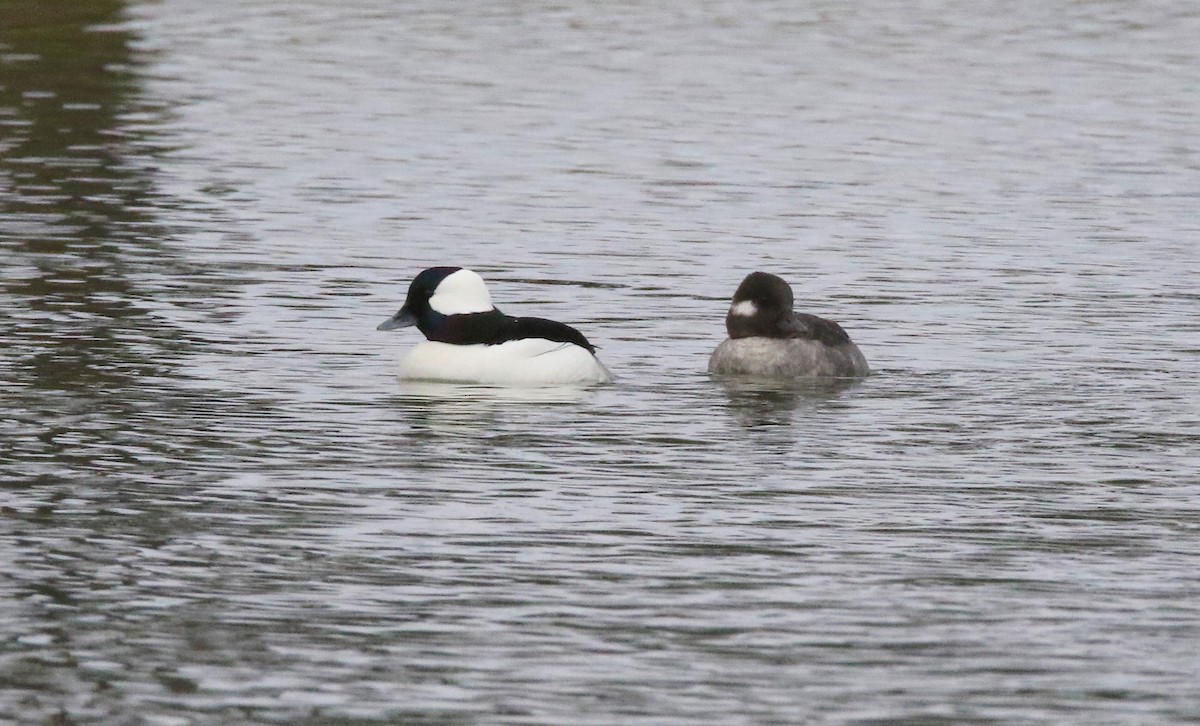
top-left (421, 309), bottom-right (596, 353)
top-left (400, 267), bottom-right (597, 352)
top-left (496, 316), bottom-right (596, 353)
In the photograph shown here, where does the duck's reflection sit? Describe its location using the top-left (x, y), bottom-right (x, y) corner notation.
top-left (713, 374), bottom-right (866, 428)
top-left (388, 381), bottom-right (597, 437)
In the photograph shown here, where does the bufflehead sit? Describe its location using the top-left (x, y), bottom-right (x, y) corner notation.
top-left (378, 267), bottom-right (613, 385)
top-left (708, 272), bottom-right (869, 378)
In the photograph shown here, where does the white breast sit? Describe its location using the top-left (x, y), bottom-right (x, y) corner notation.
top-left (396, 339), bottom-right (613, 386)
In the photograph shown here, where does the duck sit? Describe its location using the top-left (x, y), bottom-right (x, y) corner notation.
top-left (708, 271), bottom-right (869, 378)
top-left (378, 266), bottom-right (613, 385)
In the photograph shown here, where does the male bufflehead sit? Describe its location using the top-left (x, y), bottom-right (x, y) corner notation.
top-left (378, 267), bottom-right (613, 385)
top-left (708, 271), bottom-right (869, 378)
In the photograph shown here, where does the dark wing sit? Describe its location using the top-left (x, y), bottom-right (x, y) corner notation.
top-left (783, 312), bottom-right (852, 346)
top-left (491, 316), bottom-right (596, 353)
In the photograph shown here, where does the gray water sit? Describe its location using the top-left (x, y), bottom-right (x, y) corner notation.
top-left (3, 1), bottom-right (1200, 724)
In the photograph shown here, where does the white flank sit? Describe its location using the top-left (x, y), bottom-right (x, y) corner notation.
top-left (428, 269), bottom-right (495, 315)
top-left (396, 339), bottom-right (613, 386)
top-left (730, 300), bottom-right (758, 317)
top-left (708, 337), bottom-right (869, 378)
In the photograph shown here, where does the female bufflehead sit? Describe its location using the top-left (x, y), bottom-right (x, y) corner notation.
top-left (708, 272), bottom-right (869, 378)
top-left (378, 267), bottom-right (613, 385)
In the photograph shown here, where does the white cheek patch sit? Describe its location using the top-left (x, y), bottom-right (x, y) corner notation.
top-left (730, 300), bottom-right (758, 317)
top-left (429, 269), bottom-right (495, 315)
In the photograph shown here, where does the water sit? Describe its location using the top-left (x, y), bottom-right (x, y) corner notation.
top-left (3, 0), bottom-right (1199, 723)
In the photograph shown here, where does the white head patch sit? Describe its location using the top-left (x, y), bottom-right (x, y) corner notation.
top-left (429, 269), bottom-right (495, 315)
top-left (730, 300), bottom-right (758, 317)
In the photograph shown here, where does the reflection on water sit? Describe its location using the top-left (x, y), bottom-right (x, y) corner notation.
top-left (4, 0), bottom-right (1200, 724)
top-left (392, 380), bottom-right (600, 404)
top-left (1, 0), bottom-right (202, 486)
top-left (713, 374), bottom-right (868, 428)
top-left (388, 381), bottom-right (599, 436)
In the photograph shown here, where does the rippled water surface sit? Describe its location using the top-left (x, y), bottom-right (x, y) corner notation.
top-left (3, 1), bottom-right (1200, 723)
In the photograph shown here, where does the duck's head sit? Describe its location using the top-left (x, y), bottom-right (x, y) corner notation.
top-left (378, 267), bottom-right (496, 338)
top-left (725, 271), bottom-right (803, 339)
